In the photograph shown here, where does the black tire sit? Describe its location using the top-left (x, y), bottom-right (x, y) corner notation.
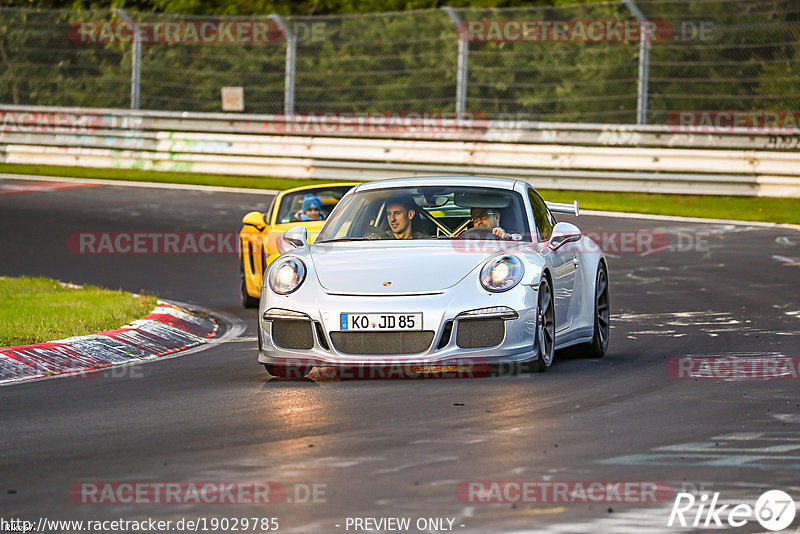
top-left (525, 277), bottom-right (555, 373)
top-left (240, 259), bottom-right (259, 309)
top-left (584, 263), bottom-right (610, 358)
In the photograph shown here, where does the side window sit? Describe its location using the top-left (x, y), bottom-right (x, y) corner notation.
top-left (276, 193), bottom-right (302, 223)
top-left (528, 189), bottom-right (554, 241)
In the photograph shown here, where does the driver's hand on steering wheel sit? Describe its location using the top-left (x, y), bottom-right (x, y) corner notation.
top-left (492, 227), bottom-right (507, 239)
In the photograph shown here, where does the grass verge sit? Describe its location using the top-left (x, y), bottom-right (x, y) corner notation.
top-left (2, 163), bottom-right (800, 224)
top-left (539, 189), bottom-right (800, 225)
top-left (0, 276), bottom-right (157, 347)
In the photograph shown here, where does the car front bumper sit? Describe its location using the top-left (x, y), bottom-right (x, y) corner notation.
top-left (258, 282), bottom-right (541, 367)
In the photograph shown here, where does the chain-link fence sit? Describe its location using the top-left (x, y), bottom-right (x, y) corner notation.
top-left (1, 0), bottom-right (798, 124)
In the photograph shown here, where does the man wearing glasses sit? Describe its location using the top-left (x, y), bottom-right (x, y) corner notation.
top-left (470, 207), bottom-right (509, 239)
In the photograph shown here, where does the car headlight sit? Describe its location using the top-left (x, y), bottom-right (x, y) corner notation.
top-left (268, 257), bottom-right (306, 295)
top-left (480, 255), bottom-right (523, 292)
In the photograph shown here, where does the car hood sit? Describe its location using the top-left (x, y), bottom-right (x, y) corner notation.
top-left (309, 242), bottom-right (499, 294)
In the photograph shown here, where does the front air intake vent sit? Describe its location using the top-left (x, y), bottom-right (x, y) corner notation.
top-left (456, 318), bottom-right (504, 349)
top-left (329, 331), bottom-right (435, 355)
top-left (436, 321), bottom-right (453, 350)
top-left (272, 320), bottom-right (314, 350)
top-left (314, 321), bottom-right (330, 350)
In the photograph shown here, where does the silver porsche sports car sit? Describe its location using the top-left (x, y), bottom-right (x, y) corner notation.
top-left (258, 176), bottom-right (609, 375)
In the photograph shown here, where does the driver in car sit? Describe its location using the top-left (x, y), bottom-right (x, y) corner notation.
top-left (470, 207), bottom-right (509, 239)
top-left (371, 196), bottom-right (427, 239)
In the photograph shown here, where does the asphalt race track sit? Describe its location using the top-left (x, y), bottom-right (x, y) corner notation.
top-left (1, 176), bottom-right (799, 533)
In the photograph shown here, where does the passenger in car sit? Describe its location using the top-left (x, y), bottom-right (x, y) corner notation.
top-left (297, 194), bottom-right (324, 221)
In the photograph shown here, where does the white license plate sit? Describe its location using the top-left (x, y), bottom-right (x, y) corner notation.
top-left (340, 313), bottom-right (422, 331)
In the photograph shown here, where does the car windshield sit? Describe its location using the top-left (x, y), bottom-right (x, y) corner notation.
top-left (275, 185), bottom-right (354, 223)
top-left (316, 186), bottom-right (531, 242)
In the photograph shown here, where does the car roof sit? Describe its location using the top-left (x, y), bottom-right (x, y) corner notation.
top-left (354, 176), bottom-right (520, 192)
top-left (279, 182), bottom-right (361, 196)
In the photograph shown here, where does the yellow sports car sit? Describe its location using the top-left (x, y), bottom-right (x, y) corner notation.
top-left (239, 183), bottom-right (358, 307)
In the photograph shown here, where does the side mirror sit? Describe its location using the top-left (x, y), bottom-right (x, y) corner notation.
top-left (283, 226), bottom-right (308, 249)
top-left (242, 211), bottom-right (266, 231)
top-left (549, 222), bottom-right (581, 251)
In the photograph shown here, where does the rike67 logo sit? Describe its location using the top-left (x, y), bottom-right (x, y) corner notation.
top-left (668, 490), bottom-right (796, 531)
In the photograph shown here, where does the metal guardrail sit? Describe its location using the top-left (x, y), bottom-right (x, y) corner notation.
top-left (3, 104), bottom-right (799, 150)
top-left (1, 105), bottom-right (799, 197)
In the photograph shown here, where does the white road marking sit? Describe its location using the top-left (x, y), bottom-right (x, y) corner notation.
top-left (603, 431), bottom-right (800, 469)
top-left (773, 255), bottom-right (800, 266)
top-left (773, 414), bottom-right (800, 424)
top-left (582, 208), bottom-right (800, 231)
top-left (0, 179), bottom-right (95, 195)
top-left (374, 456), bottom-right (459, 475)
top-left (0, 173), bottom-right (278, 195)
top-left (500, 507), bottom-right (693, 534)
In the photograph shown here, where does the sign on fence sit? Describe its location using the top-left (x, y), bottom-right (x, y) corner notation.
top-left (221, 87), bottom-right (244, 112)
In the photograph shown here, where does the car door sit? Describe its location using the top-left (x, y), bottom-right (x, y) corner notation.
top-left (529, 189), bottom-right (577, 332)
top-left (244, 195), bottom-right (277, 291)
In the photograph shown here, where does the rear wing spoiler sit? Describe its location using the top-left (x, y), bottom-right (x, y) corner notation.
top-left (545, 200), bottom-right (579, 217)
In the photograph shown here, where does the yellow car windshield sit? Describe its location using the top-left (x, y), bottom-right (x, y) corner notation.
top-left (275, 186), bottom-right (354, 224)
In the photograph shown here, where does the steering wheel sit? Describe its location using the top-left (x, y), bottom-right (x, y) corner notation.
top-left (463, 226), bottom-right (501, 240)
